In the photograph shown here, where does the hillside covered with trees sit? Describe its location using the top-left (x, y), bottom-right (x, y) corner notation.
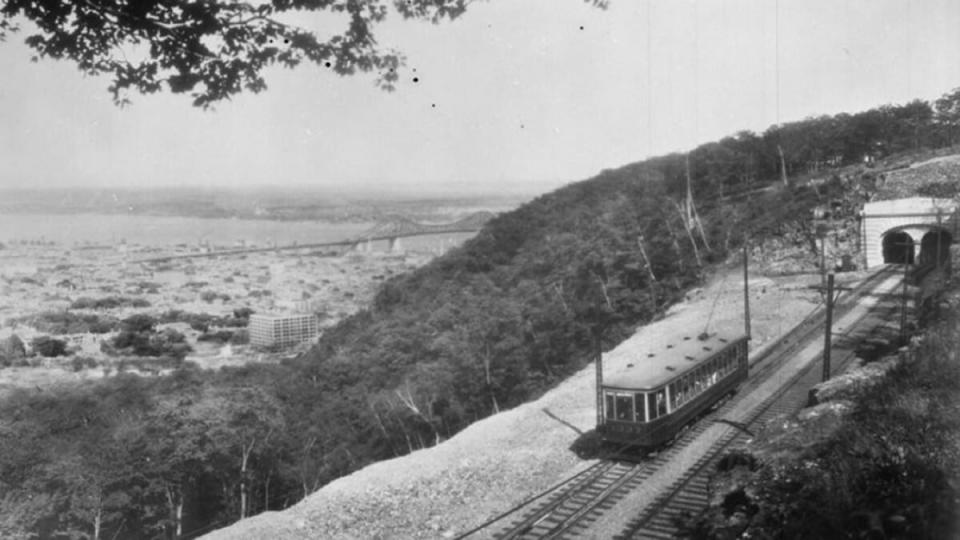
top-left (3, 88), bottom-right (960, 539)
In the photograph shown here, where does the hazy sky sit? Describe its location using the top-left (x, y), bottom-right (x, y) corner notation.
top-left (1, 0), bottom-right (959, 195)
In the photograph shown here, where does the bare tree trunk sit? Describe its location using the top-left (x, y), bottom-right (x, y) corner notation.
top-left (165, 484), bottom-right (184, 539)
top-left (691, 202), bottom-right (712, 251)
top-left (483, 344), bottom-right (500, 414)
top-left (670, 200), bottom-right (702, 267)
top-left (264, 474), bottom-right (271, 513)
top-left (684, 223), bottom-right (703, 267)
top-left (777, 144), bottom-right (789, 186)
top-left (369, 403), bottom-right (389, 438)
top-left (240, 440), bottom-right (256, 519)
top-left (93, 499), bottom-right (102, 540)
top-left (663, 220), bottom-right (686, 273)
top-left (685, 154), bottom-right (696, 225)
top-left (175, 498), bottom-right (183, 539)
top-left (551, 282), bottom-right (570, 314)
top-left (636, 236), bottom-right (657, 283)
top-left (591, 270), bottom-right (613, 310)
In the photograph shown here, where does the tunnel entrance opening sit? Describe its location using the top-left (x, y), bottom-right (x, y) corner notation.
top-left (919, 230), bottom-right (953, 267)
top-left (882, 231), bottom-right (914, 264)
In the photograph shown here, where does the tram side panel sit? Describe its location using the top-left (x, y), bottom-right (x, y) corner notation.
top-left (599, 337), bottom-right (749, 448)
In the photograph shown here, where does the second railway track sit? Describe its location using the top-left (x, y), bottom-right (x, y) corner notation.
top-left (458, 265), bottom-right (905, 540)
top-left (618, 270), bottom-right (904, 539)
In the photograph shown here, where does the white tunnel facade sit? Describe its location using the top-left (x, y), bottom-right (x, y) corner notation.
top-left (861, 197), bottom-right (957, 268)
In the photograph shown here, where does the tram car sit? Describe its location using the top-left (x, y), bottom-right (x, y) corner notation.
top-left (597, 331), bottom-right (750, 448)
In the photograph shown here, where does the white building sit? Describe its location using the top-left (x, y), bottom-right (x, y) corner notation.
top-left (248, 313), bottom-right (318, 348)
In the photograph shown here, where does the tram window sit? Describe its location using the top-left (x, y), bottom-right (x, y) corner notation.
top-left (615, 394), bottom-right (634, 421)
top-left (669, 382), bottom-right (678, 411)
top-left (647, 392), bottom-right (658, 421)
top-left (656, 389), bottom-right (667, 416)
top-left (636, 392), bottom-right (647, 422)
top-left (605, 393), bottom-right (615, 419)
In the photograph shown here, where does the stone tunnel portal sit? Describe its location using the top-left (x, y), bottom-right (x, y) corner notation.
top-left (882, 231), bottom-right (914, 264)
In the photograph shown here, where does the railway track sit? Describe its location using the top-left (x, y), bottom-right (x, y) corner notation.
top-left (456, 265), bottom-right (902, 540)
top-left (618, 267), bottom-right (904, 539)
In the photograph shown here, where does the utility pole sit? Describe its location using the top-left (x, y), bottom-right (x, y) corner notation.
top-left (594, 324), bottom-right (604, 428)
top-left (820, 235), bottom-right (827, 293)
top-left (743, 243), bottom-right (751, 339)
top-left (816, 223), bottom-right (829, 297)
top-left (936, 211), bottom-right (943, 275)
top-left (822, 273), bottom-right (834, 382)
top-left (900, 243), bottom-right (911, 343)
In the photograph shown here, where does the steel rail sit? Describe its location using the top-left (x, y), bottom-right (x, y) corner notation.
top-left (454, 265), bottom-right (898, 539)
top-left (618, 269), bottom-right (903, 539)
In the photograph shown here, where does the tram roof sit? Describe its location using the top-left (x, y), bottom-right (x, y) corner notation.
top-left (603, 331), bottom-right (747, 391)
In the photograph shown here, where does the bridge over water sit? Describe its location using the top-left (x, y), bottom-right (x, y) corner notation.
top-left (131, 212), bottom-right (493, 263)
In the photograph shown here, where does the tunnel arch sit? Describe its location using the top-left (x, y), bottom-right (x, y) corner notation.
top-left (918, 229), bottom-right (953, 267)
top-left (861, 197), bottom-right (957, 267)
top-left (882, 230), bottom-right (914, 264)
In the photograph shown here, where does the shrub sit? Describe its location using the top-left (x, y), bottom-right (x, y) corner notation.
top-left (1, 334), bottom-right (26, 361)
top-left (190, 320), bottom-right (211, 333)
top-left (70, 296), bottom-right (151, 310)
top-left (122, 314), bottom-right (157, 333)
top-left (230, 329), bottom-right (250, 345)
top-left (31, 336), bottom-right (67, 357)
top-left (70, 356), bottom-right (98, 371)
top-left (197, 330), bottom-right (234, 344)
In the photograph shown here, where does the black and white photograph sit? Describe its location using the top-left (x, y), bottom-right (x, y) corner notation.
top-left (1, 1), bottom-right (960, 538)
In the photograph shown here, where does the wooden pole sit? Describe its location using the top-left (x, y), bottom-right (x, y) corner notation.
top-left (822, 273), bottom-right (834, 382)
top-left (820, 235), bottom-right (827, 295)
top-left (743, 243), bottom-right (751, 340)
top-left (936, 212), bottom-right (943, 273)
top-left (900, 245), bottom-right (910, 342)
top-left (594, 325), bottom-right (604, 428)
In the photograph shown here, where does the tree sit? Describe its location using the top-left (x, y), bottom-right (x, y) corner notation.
top-left (121, 314), bottom-right (157, 334)
top-left (0, 334), bottom-right (27, 366)
top-left (934, 87), bottom-right (960, 146)
top-left (31, 336), bottom-right (67, 357)
top-left (1, 0), bottom-right (606, 108)
top-left (190, 384), bottom-right (285, 521)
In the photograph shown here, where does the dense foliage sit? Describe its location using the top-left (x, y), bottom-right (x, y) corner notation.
top-left (3, 90), bottom-right (960, 538)
top-left (13, 311), bottom-right (119, 335)
top-left (30, 336), bottom-right (67, 358)
top-left (684, 294), bottom-right (960, 540)
top-left (71, 296), bottom-right (152, 310)
top-left (0, 0), bottom-right (604, 107)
